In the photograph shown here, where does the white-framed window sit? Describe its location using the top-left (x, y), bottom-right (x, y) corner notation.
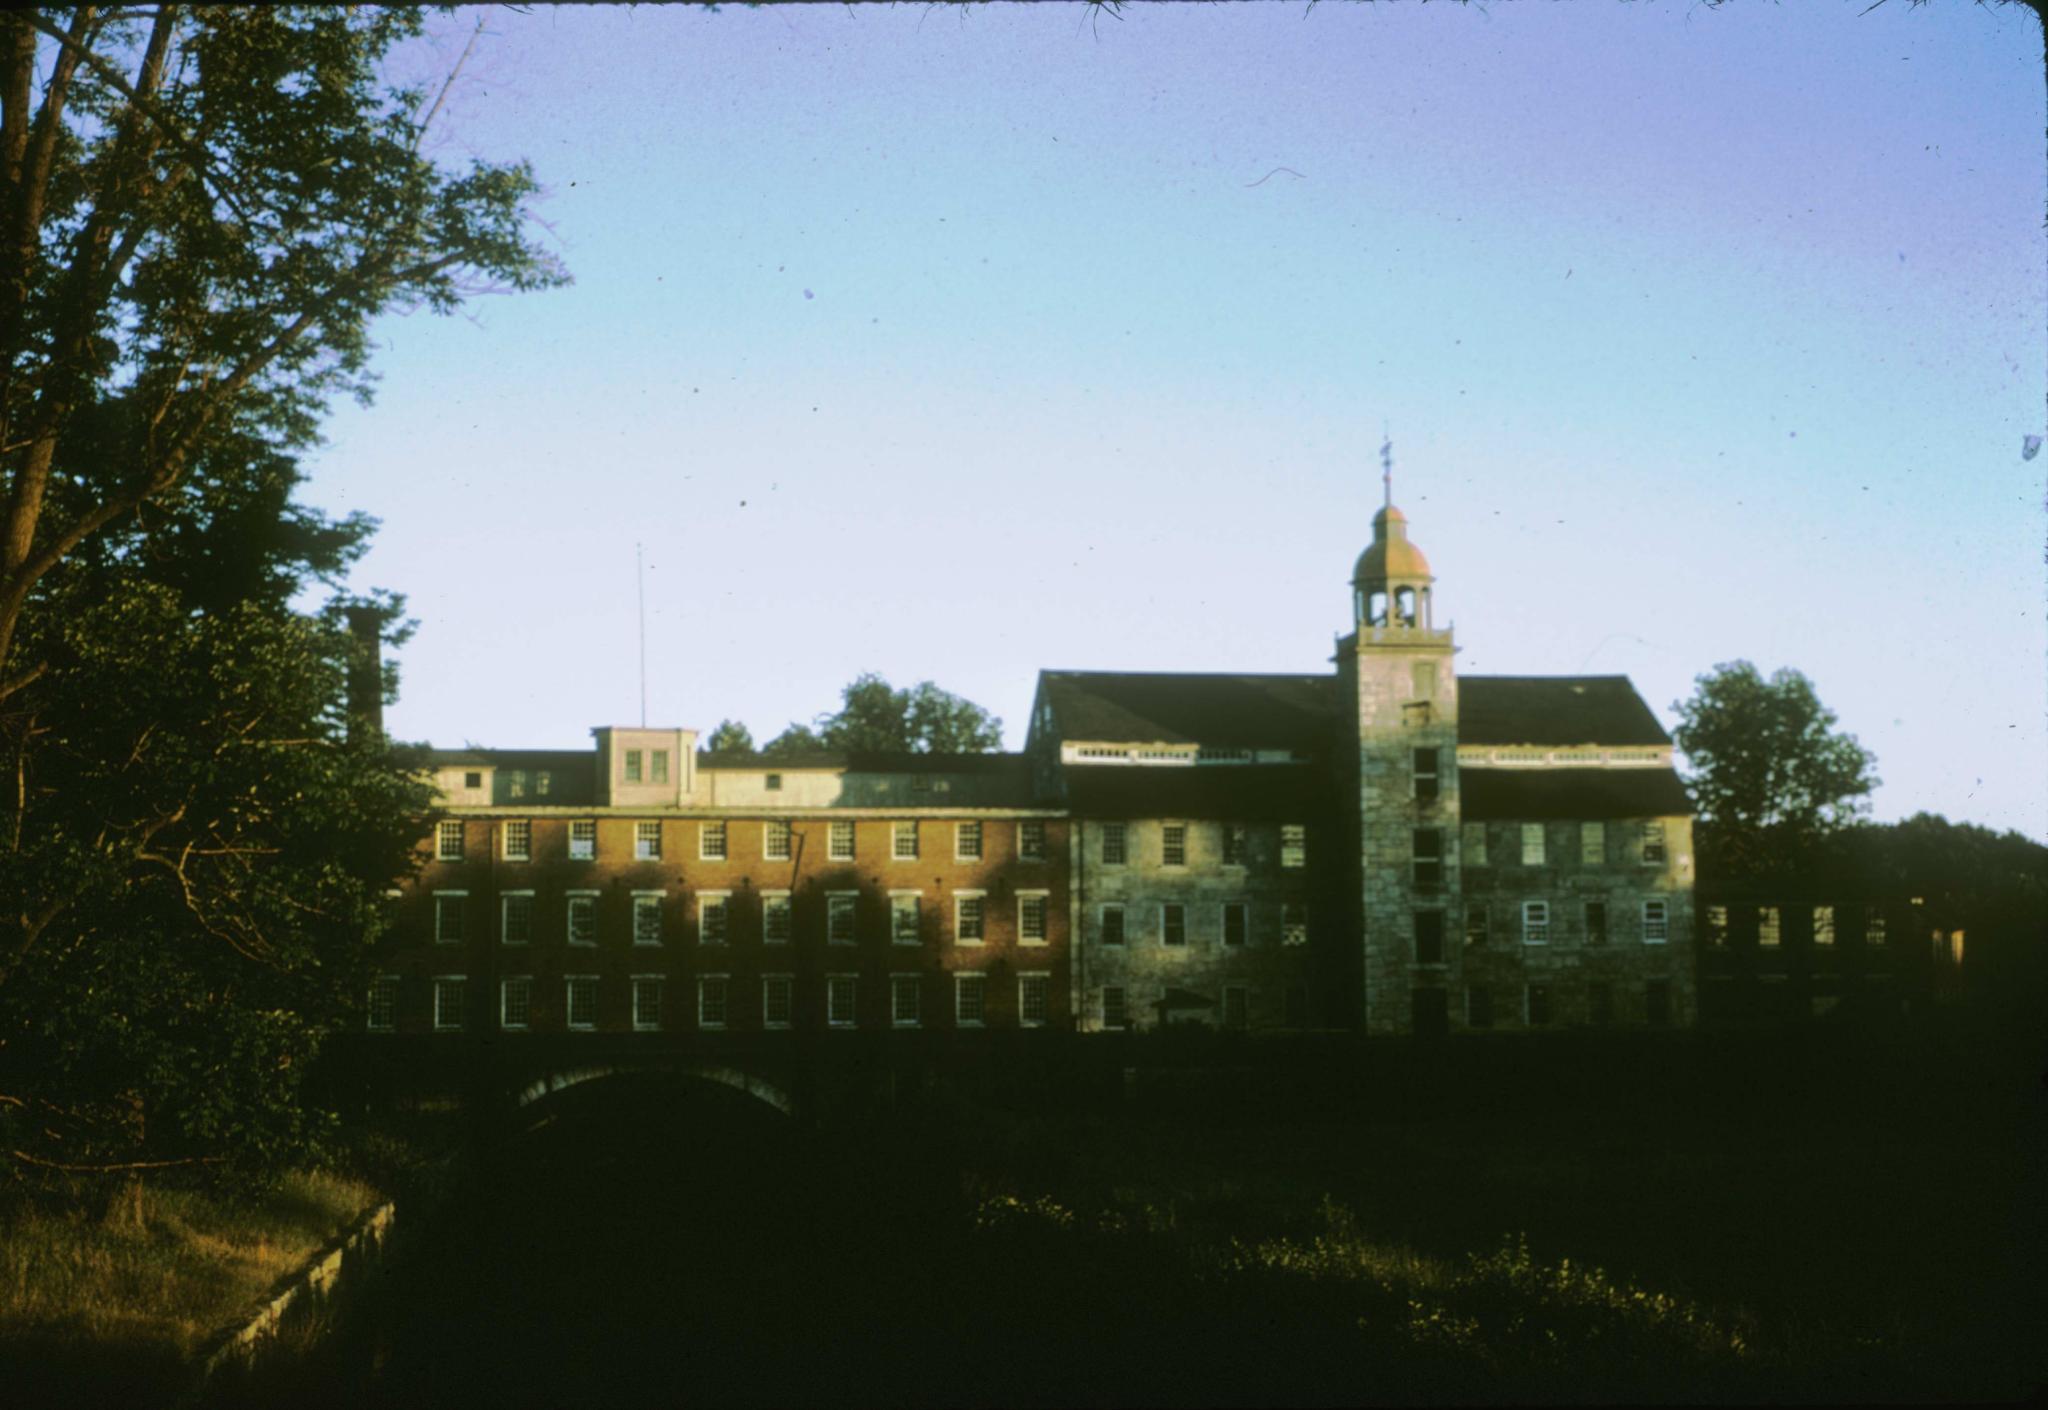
top-left (1223, 901), bottom-right (1248, 947)
top-left (1019, 973), bottom-right (1051, 1028)
top-left (1758, 906), bottom-right (1781, 947)
top-left (1281, 902), bottom-right (1308, 947)
top-left (506, 770), bottom-right (526, 801)
top-left (762, 891), bottom-right (792, 945)
top-left (1222, 984), bottom-right (1249, 1031)
top-left (1642, 900), bottom-right (1669, 945)
top-left (536, 771), bottom-right (552, 798)
top-left (1101, 822), bottom-right (1127, 865)
top-left (1017, 892), bottom-right (1049, 945)
top-left (1162, 823), bottom-right (1187, 867)
top-left (700, 820), bottom-right (728, 861)
top-left (435, 820), bottom-right (465, 861)
top-left (636, 976), bottom-right (668, 1031)
top-left (1521, 823), bottom-right (1546, 866)
top-left (432, 976), bottom-right (466, 1031)
top-left (694, 976), bottom-right (725, 1030)
top-left (1639, 821), bottom-right (1667, 865)
top-left (1019, 820), bottom-right (1047, 862)
top-left (565, 975), bottom-right (598, 1030)
top-left (1222, 823), bottom-right (1248, 867)
top-left (1281, 824), bottom-right (1307, 869)
top-left (569, 819), bottom-right (596, 861)
top-left (624, 749), bottom-right (643, 783)
top-left (502, 819), bottom-right (532, 862)
top-left (632, 892), bottom-right (664, 946)
top-left (828, 820), bottom-right (855, 860)
top-left (1462, 822), bottom-right (1487, 867)
top-left (890, 892), bottom-right (922, 946)
top-left (892, 821), bottom-right (919, 861)
top-left (762, 975), bottom-right (794, 1029)
top-left (650, 749), bottom-right (669, 784)
top-left (955, 973), bottom-right (987, 1027)
top-left (1100, 903), bottom-right (1125, 947)
top-left (501, 892), bottom-right (534, 946)
top-left (1464, 905), bottom-right (1489, 946)
top-left (566, 892), bottom-right (598, 946)
top-left (955, 820), bottom-right (983, 861)
top-left (1162, 903), bottom-right (1187, 947)
top-left (763, 819), bottom-right (793, 861)
top-left (434, 892), bottom-right (466, 945)
top-left (367, 974), bottom-right (399, 1032)
top-left (635, 821), bottom-right (663, 861)
top-left (955, 892), bottom-right (986, 945)
top-left (826, 975), bottom-right (857, 1028)
top-left (1102, 985), bottom-right (1129, 1030)
top-left (699, 892), bottom-right (731, 946)
top-left (1579, 822), bottom-right (1604, 866)
top-left (1522, 900), bottom-right (1550, 945)
top-left (1813, 905), bottom-right (1836, 946)
top-left (891, 975), bottom-right (922, 1027)
top-left (500, 976), bottom-right (532, 1031)
top-left (827, 892), bottom-right (857, 945)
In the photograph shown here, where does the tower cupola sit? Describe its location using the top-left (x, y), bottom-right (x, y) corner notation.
top-left (1351, 441), bottom-right (1437, 632)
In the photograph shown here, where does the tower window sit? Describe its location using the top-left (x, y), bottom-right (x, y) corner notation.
top-left (1412, 829), bottom-right (1443, 890)
top-left (1413, 748), bottom-right (1439, 803)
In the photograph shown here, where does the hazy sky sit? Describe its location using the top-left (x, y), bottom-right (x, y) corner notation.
top-left (301, 2), bottom-right (2047, 838)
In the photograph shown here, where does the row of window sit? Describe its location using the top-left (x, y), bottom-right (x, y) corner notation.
top-left (1459, 820), bottom-right (1668, 869)
top-left (374, 972), bottom-right (1053, 1033)
top-left (1095, 901), bottom-right (1310, 948)
top-left (1703, 905), bottom-right (1887, 948)
top-left (1095, 821), bottom-right (1307, 869)
top-left (1451, 898), bottom-right (1671, 951)
top-left (436, 818), bottom-right (1052, 865)
top-left (1461, 979), bottom-right (1674, 1028)
top-left (429, 889), bottom-right (1053, 947)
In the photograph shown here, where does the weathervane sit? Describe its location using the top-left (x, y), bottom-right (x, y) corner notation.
top-left (1379, 426), bottom-right (1394, 510)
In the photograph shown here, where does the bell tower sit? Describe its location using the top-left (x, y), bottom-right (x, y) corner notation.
top-left (1335, 440), bottom-right (1461, 1034)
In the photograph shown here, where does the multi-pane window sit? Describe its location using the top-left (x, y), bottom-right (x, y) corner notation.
top-left (1813, 905), bottom-right (1836, 947)
top-left (432, 892), bottom-right (467, 945)
top-left (1414, 911), bottom-right (1445, 965)
top-left (1706, 905), bottom-right (1729, 947)
top-left (891, 893), bottom-right (922, 945)
top-left (1281, 903), bottom-right (1308, 947)
top-left (1019, 974), bottom-right (1050, 1027)
top-left (1019, 820), bottom-right (1047, 862)
top-left (1162, 824), bottom-right (1187, 868)
top-left (1162, 903), bottom-right (1187, 947)
top-left (1221, 985), bottom-right (1248, 1031)
top-left (762, 976), bottom-right (794, 1028)
top-left (433, 977), bottom-right (466, 1031)
top-left (1522, 900), bottom-right (1550, 945)
top-left (892, 975), bottom-right (922, 1027)
top-left (635, 976), bottom-right (667, 1031)
top-left (1223, 902), bottom-right (1248, 947)
top-left (1758, 906), bottom-right (1781, 948)
top-left (955, 894), bottom-right (985, 945)
top-left (367, 975), bottom-right (399, 1032)
top-left (436, 820), bottom-right (465, 861)
top-left (1646, 979), bottom-right (1672, 1027)
top-left (632, 893), bottom-right (663, 946)
top-left (699, 894), bottom-right (730, 945)
top-left (1099, 904), bottom-right (1126, 946)
top-left (693, 977), bottom-right (724, 1030)
top-left (1018, 893), bottom-right (1049, 945)
top-left (1580, 822), bottom-right (1604, 866)
top-left (1102, 985), bottom-right (1129, 1030)
top-left (650, 750), bottom-right (669, 784)
top-left (1467, 985), bottom-right (1493, 1029)
top-left (955, 821), bottom-right (983, 861)
top-left (956, 973), bottom-right (987, 1027)
top-left (1222, 824), bottom-right (1248, 866)
top-left (1863, 907), bottom-right (1887, 947)
top-left (567, 894), bottom-right (597, 946)
top-left (565, 976), bottom-right (598, 1030)
top-left (1589, 982), bottom-right (1614, 1027)
top-left (763, 820), bottom-right (793, 862)
top-left (1413, 829), bottom-right (1443, 889)
top-left (1464, 905), bottom-right (1489, 946)
top-left (1520, 823), bottom-right (1546, 866)
top-left (500, 976), bottom-right (532, 1031)
top-left (828, 820), bottom-right (855, 860)
top-left (892, 821), bottom-right (919, 861)
top-left (1639, 821), bottom-right (1667, 865)
top-left (502, 893), bottom-right (534, 946)
top-left (1527, 984), bottom-right (1551, 1027)
top-left (1585, 900), bottom-right (1608, 946)
top-left (635, 822), bottom-right (662, 861)
top-left (700, 821), bottom-right (728, 861)
top-left (1642, 900), bottom-right (1669, 944)
top-left (624, 750), bottom-right (643, 784)
top-left (569, 820), bottom-right (596, 861)
top-left (1462, 822), bottom-right (1488, 867)
top-left (1413, 748), bottom-right (1440, 803)
top-left (502, 819), bottom-right (532, 861)
top-left (1101, 822), bottom-right (1128, 865)
top-left (1280, 824), bottom-right (1307, 869)
top-left (827, 893), bottom-right (857, 945)
top-left (763, 893), bottom-right (792, 944)
top-left (826, 976), bottom-right (857, 1028)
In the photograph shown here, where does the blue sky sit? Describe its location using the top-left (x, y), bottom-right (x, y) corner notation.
top-left (302, 2), bottom-right (2047, 838)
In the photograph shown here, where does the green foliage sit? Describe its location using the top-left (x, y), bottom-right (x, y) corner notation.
top-left (754, 673), bottom-right (1004, 757)
top-left (703, 718), bottom-right (755, 753)
top-left (758, 721), bottom-right (825, 757)
top-left (1672, 661), bottom-right (1878, 876)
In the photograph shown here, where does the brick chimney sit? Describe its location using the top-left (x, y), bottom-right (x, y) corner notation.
top-left (344, 605), bottom-right (384, 745)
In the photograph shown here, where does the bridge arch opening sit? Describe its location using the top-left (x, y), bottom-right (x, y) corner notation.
top-left (513, 1062), bottom-right (796, 1121)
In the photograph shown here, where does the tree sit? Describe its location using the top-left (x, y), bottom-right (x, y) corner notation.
top-left (815, 673), bottom-right (1003, 754)
top-left (705, 719), bottom-right (755, 753)
top-left (1672, 661), bottom-right (1878, 877)
top-left (759, 722), bottom-right (825, 757)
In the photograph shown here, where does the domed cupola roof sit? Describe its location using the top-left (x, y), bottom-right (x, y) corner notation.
top-left (1353, 502), bottom-right (1433, 584)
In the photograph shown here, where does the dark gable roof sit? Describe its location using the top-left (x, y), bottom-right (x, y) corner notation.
top-left (1460, 767), bottom-right (1692, 821)
top-left (1458, 677), bottom-right (1670, 748)
top-left (698, 750), bottom-right (1029, 776)
top-left (425, 749), bottom-right (592, 772)
top-left (1062, 766), bottom-right (1332, 821)
top-left (1042, 671), bottom-right (1334, 751)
